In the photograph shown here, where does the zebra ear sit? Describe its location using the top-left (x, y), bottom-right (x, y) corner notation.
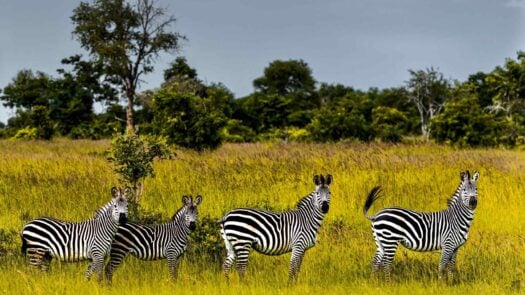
top-left (111, 187), bottom-right (119, 198)
top-left (472, 171), bottom-right (480, 182)
top-left (182, 195), bottom-right (190, 205)
top-left (325, 174), bottom-right (333, 186)
top-left (124, 186), bottom-right (132, 198)
top-left (313, 175), bottom-right (321, 186)
top-left (195, 195), bottom-right (202, 205)
top-left (460, 171), bottom-right (467, 181)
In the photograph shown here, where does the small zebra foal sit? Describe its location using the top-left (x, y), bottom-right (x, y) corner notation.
top-left (20, 187), bottom-right (129, 280)
top-left (219, 174), bottom-right (332, 283)
top-left (363, 171), bottom-right (479, 282)
top-left (105, 195), bottom-right (202, 282)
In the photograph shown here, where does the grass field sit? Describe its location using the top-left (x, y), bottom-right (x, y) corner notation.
top-left (0, 140), bottom-right (523, 294)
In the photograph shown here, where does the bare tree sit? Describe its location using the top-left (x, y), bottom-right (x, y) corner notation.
top-left (71, 0), bottom-right (185, 133)
top-left (406, 68), bottom-right (451, 141)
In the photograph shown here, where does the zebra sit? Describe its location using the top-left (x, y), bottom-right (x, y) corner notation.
top-left (20, 186), bottom-right (129, 281)
top-left (219, 174), bottom-right (333, 283)
top-left (363, 170), bottom-right (480, 282)
top-left (105, 195), bottom-right (202, 282)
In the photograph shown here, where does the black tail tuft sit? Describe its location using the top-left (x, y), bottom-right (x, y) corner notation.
top-left (363, 186), bottom-right (382, 220)
top-left (21, 237), bottom-right (27, 256)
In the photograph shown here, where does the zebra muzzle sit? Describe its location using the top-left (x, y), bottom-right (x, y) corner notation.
top-left (189, 221), bottom-right (196, 231)
top-left (321, 202), bottom-right (329, 213)
top-left (469, 198), bottom-right (477, 209)
top-left (119, 213), bottom-right (127, 225)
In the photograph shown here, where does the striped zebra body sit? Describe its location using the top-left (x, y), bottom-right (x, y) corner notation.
top-left (363, 171), bottom-right (479, 282)
top-left (105, 195), bottom-right (202, 282)
top-left (20, 187), bottom-right (129, 280)
top-left (219, 174), bottom-right (332, 283)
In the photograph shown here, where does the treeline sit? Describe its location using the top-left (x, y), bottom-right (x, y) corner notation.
top-left (1, 54), bottom-right (524, 150)
top-left (0, 0), bottom-right (523, 150)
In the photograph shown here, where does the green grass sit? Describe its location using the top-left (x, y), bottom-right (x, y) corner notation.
top-left (0, 140), bottom-right (523, 294)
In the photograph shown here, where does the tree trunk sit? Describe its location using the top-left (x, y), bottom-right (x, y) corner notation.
top-left (126, 91), bottom-right (135, 134)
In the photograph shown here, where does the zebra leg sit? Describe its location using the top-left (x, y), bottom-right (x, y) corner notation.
top-left (371, 248), bottom-right (384, 275)
top-left (438, 247), bottom-right (453, 281)
top-left (380, 242), bottom-right (399, 282)
top-left (288, 247), bottom-right (306, 284)
top-left (222, 238), bottom-right (237, 281)
top-left (26, 247), bottom-right (49, 271)
top-left (371, 231), bottom-right (385, 275)
top-left (167, 252), bottom-right (183, 281)
top-left (234, 243), bottom-right (252, 282)
top-left (86, 255), bottom-right (105, 281)
top-left (445, 248), bottom-right (459, 284)
top-left (105, 249), bottom-right (128, 283)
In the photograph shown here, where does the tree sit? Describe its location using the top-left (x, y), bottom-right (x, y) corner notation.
top-left (371, 106), bottom-right (408, 143)
top-left (71, 0), bottom-right (185, 133)
top-left (486, 52), bottom-right (525, 117)
top-left (432, 86), bottom-right (505, 147)
top-left (163, 56), bottom-right (198, 83)
top-left (1, 70), bottom-right (53, 109)
top-left (252, 59), bottom-right (318, 127)
top-left (406, 67), bottom-right (451, 141)
top-left (151, 84), bottom-right (227, 151)
top-left (307, 92), bottom-right (374, 142)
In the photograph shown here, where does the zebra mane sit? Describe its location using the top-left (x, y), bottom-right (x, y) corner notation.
top-left (296, 193), bottom-right (315, 210)
top-left (171, 205), bottom-right (187, 221)
top-left (447, 182), bottom-right (464, 207)
top-left (93, 200), bottom-right (113, 219)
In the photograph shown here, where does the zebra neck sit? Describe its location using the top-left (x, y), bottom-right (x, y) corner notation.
top-left (448, 202), bottom-right (475, 227)
top-left (296, 194), bottom-right (325, 226)
top-left (170, 207), bottom-right (191, 234)
top-left (92, 201), bottom-right (118, 229)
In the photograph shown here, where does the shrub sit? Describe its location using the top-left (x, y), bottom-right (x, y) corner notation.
top-left (107, 133), bottom-right (172, 206)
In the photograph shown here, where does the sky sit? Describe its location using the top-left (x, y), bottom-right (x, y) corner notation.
top-left (1, 0), bottom-right (524, 123)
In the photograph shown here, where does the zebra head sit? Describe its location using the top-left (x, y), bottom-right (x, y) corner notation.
top-left (110, 187), bottom-right (129, 226)
top-left (313, 174), bottom-right (333, 214)
top-left (182, 195), bottom-right (202, 231)
top-left (459, 171), bottom-right (480, 210)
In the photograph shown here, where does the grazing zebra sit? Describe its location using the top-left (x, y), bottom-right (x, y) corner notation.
top-left (105, 195), bottom-right (202, 282)
top-left (363, 171), bottom-right (480, 282)
top-left (20, 187), bottom-right (129, 281)
top-left (219, 174), bottom-right (333, 283)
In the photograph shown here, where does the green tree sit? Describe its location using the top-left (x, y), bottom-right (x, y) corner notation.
top-left (252, 59), bottom-right (318, 127)
top-left (307, 92), bottom-right (374, 142)
top-left (71, 0), bottom-right (185, 133)
top-left (485, 52), bottom-right (525, 144)
top-left (432, 86), bottom-right (505, 147)
top-left (1, 70), bottom-right (53, 109)
top-left (406, 67), bottom-right (451, 141)
top-left (372, 106), bottom-right (408, 143)
top-left (164, 56), bottom-right (198, 83)
top-left (151, 85), bottom-right (227, 151)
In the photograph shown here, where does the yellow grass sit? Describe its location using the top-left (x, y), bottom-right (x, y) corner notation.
top-left (0, 140), bottom-right (523, 294)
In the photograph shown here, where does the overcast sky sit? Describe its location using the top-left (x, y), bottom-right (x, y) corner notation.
top-left (1, 0), bottom-right (524, 123)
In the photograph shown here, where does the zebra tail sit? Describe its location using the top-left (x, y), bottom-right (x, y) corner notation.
top-left (363, 186), bottom-right (382, 220)
top-left (21, 237), bottom-right (27, 256)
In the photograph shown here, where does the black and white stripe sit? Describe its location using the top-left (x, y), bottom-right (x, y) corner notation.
top-left (363, 171), bottom-right (480, 281)
top-left (105, 195), bottom-right (202, 282)
top-left (20, 187), bottom-right (129, 280)
top-left (219, 174), bottom-right (332, 283)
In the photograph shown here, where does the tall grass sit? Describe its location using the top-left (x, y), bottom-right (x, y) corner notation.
top-left (0, 140), bottom-right (523, 294)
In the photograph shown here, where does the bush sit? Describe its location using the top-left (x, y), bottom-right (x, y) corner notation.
top-left (107, 133), bottom-right (172, 206)
top-left (187, 216), bottom-right (224, 264)
top-left (11, 127), bottom-right (38, 140)
top-left (221, 119), bottom-right (257, 143)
